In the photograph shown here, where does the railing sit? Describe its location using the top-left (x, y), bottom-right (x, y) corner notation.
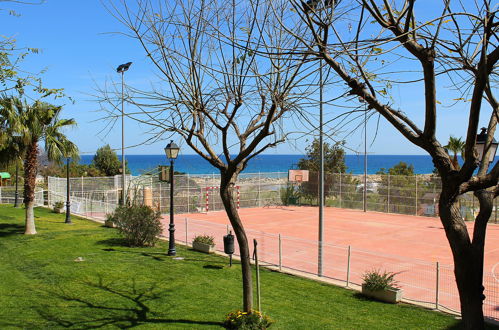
top-left (39, 182), bottom-right (499, 322)
top-left (47, 172), bottom-right (499, 223)
top-left (175, 217), bottom-right (498, 322)
top-left (0, 186), bottom-right (44, 206)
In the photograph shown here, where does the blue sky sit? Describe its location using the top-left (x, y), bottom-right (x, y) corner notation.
top-left (2, 0), bottom-right (490, 157)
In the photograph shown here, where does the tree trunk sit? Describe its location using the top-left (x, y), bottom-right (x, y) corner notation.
top-left (220, 173), bottom-right (253, 312)
top-left (439, 188), bottom-right (485, 329)
top-left (23, 141), bottom-right (38, 235)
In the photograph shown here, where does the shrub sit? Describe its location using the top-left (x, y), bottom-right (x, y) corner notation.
top-left (109, 205), bottom-right (162, 247)
top-left (223, 309), bottom-right (273, 329)
top-left (193, 234), bottom-right (215, 246)
top-left (362, 269), bottom-right (399, 291)
top-left (280, 184), bottom-right (300, 205)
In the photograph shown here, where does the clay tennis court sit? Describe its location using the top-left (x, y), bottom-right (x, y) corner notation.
top-left (176, 206), bottom-right (499, 272)
top-left (168, 206), bottom-right (499, 320)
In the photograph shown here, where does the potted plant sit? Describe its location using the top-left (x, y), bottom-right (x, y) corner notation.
top-left (104, 213), bottom-right (116, 228)
top-left (53, 201), bottom-right (64, 213)
top-left (192, 234), bottom-right (215, 253)
top-left (361, 269), bottom-right (403, 303)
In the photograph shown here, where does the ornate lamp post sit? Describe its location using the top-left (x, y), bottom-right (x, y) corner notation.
top-left (164, 140), bottom-right (180, 256)
top-left (475, 127), bottom-right (498, 165)
top-left (116, 61), bottom-right (132, 205)
top-left (14, 161), bottom-right (20, 208)
top-left (12, 132), bottom-right (21, 208)
top-left (65, 157), bottom-right (71, 224)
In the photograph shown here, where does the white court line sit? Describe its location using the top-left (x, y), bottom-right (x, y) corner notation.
top-left (493, 262), bottom-right (499, 283)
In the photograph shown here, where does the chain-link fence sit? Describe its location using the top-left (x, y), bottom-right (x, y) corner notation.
top-left (47, 171), bottom-right (498, 224)
top-left (47, 172), bottom-right (288, 216)
top-left (43, 173), bottom-right (499, 321)
top-left (0, 186), bottom-right (44, 206)
top-left (295, 172), bottom-right (497, 222)
top-left (176, 217), bottom-right (499, 322)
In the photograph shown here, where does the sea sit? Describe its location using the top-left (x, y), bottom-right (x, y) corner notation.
top-left (80, 154), bottom-right (499, 176)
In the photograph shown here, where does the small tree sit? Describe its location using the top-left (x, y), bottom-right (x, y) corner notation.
top-left (92, 144), bottom-right (128, 176)
top-left (298, 138), bottom-right (347, 173)
top-left (297, 138), bottom-right (347, 202)
top-left (377, 162), bottom-right (415, 176)
top-left (102, 0), bottom-right (314, 312)
top-left (0, 96), bottom-right (78, 234)
top-left (287, 1), bottom-right (499, 326)
top-left (444, 136), bottom-right (465, 170)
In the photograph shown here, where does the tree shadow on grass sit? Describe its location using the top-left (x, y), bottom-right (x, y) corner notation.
top-left (0, 223), bottom-right (24, 237)
top-left (95, 237), bottom-right (129, 247)
top-left (33, 275), bottom-right (223, 329)
top-left (99, 244), bottom-right (230, 266)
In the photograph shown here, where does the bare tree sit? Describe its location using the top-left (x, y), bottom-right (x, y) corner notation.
top-left (282, 0), bottom-right (498, 328)
top-left (101, 0), bottom-right (315, 312)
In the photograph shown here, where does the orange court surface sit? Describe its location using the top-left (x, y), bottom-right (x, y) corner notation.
top-left (176, 206), bottom-right (499, 273)
top-left (169, 206), bottom-right (499, 319)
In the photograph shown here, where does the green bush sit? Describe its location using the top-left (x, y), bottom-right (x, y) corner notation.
top-left (193, 234), bottom-right (215, 246)
top-left (362, 269), bottom-right (399, 291)
top-left (280, 184), bottom-right (300, 205)
top-left (223, 309), bottom-right (273, 329)
top-left (109, 205), bottom-right (162, 247)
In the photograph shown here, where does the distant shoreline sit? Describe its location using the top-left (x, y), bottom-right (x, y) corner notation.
top-left (80, 154), bottom-right (498, 176)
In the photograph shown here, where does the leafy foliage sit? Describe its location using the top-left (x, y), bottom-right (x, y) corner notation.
top-left (0, 95), bottom-right (78, 234)
top-left (444, 136), bottom-right (465, 170)
top-left (108, 205), bottom-right (162, 247)
top-left (92, 144), bottom-right (129, 176)
top-left (297, 138), bottom-right (347, 174)
top-left (40, 161), bottom-right (103, 178)
top-left (280, 184), bottom-right (300, 205)
top-left (223, 309), bottom-right (274, 330)
top-left (193, 234), bottom-right (215, 246)
top-left (362, 269), bottom-right (399, 291)
top-left (376, 162), bottom-right (415, 176)
top-left (53, 201), bottom-right (64, 212)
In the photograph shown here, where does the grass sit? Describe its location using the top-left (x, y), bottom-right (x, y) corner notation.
top-left (0, 205), bottom-right (479, 329)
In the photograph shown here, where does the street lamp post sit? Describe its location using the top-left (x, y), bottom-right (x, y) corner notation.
top-left (475, 127), bottom-right (498, 165)
top-left (363, 101), bottom-right (367, 212)
top-left (318, 59), bottom-right (324, 277)
top-left (14, 161), bottom-right (19, 208)
top-left (358, 97), bottom-right (368, 212)
top-left (12, 132), bottom-right (21, 208)
top-left (116, 62), bottom-right (132, 205)
top-left (65, 157), bottom-right (71, 224)
top-left (165, 141), bottom-right (180, 256)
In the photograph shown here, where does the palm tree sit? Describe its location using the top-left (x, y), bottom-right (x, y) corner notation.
top-left (444, 136), bottom-right (465, 170)
top-left (0, 96), bottom-right (78, 234)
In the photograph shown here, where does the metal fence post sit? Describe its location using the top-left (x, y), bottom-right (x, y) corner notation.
top-left (278, 234), bottom-right (282, 271)
top-left (278, 172), bottom-right (283, 204)
top-left (495, 197), bottom-right (497, 224)
top-left (387, 174), bottom-right (390, 212)
top-left (187, 173), bottom-right (190, 213)
top-left (258, 172), bottom-right (261, 207)
top-left (185, 218), bottom-right (188, 245)
top-left (159, 183), bottom-right (162, 214)
top-left (435, 262), bottom-right (440, 310)
top-left (339, 172), bottom-right (342, 208)
top-left (415, 175), bottom-right (418, 215)
top-left (346, 245), bottom-right (351, 287)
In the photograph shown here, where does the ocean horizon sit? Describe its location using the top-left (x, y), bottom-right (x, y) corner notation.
top-left (80, 154), bottom-right (499, 176)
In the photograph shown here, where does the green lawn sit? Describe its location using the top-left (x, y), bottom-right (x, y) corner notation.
top-left (0, 205), bottom-right (470, 329)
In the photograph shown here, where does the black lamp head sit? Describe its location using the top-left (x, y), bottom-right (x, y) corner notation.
top-left (116, 62), bottom-right (132, 73)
